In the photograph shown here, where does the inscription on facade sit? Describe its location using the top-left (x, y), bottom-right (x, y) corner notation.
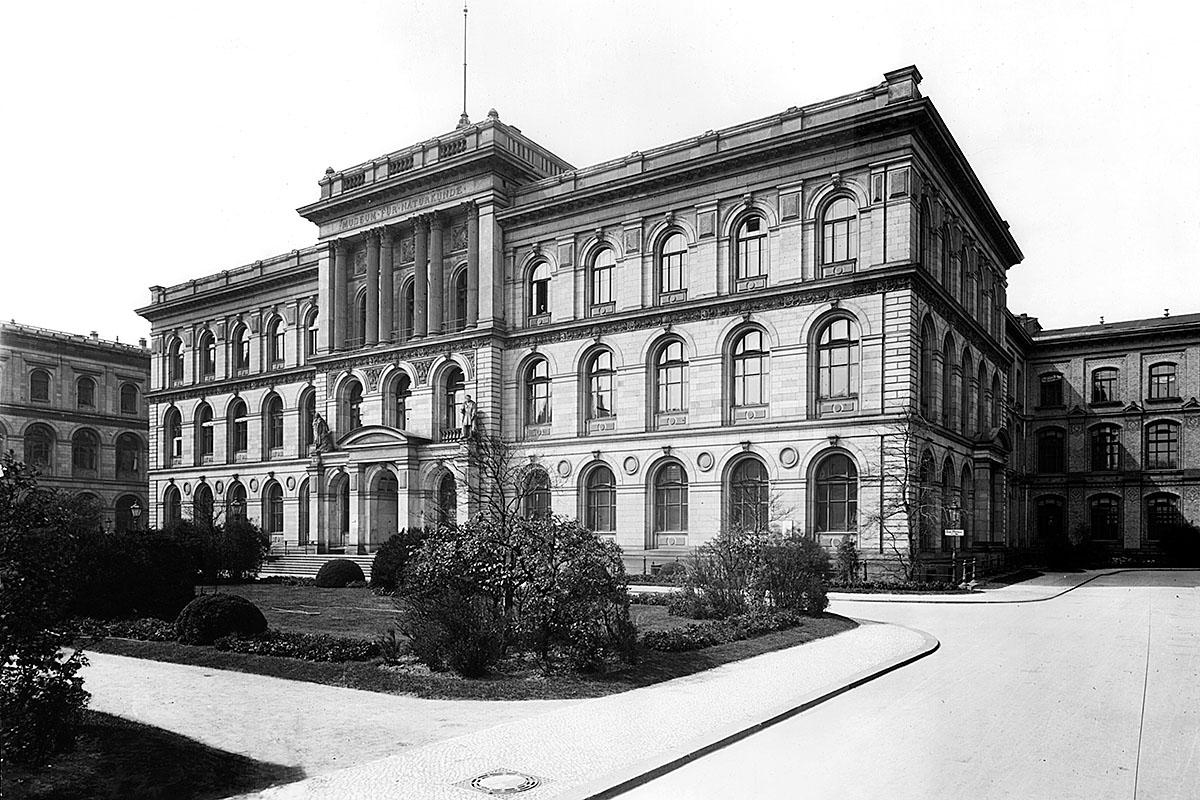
top-left (324, 181), bottom-right (476, 237)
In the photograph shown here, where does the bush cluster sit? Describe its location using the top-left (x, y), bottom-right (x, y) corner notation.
top-left (213, 630), bottom-right (381, 662)
top-left (256, 575), bottom-right (316, 586)
top-left (72, 528), bottom-right (196, 620)
top-left (314, 558), bottom-right (365, 588)
top-left (641, 610), bottom-right (806, 652)
top-left (369, 528), bottom-right (430, 592)
top-left (72, 616), bottom-right (177, 642)
top-left (175, 594), bottom-right (268, 645)
top-left (627, 592), bottom-right (674, 607)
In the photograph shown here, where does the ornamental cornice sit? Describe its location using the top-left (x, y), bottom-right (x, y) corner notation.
top-left (146, 367), bottom-right (316, 404)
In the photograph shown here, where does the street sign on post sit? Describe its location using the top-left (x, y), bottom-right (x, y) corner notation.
top-left (944, 529), bottom-right (965, 537)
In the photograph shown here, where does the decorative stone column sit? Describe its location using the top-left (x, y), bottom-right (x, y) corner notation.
top-left (379, 227), bottom-right (394, 343)
top-left (414, 218), bottom-right (429, 338)
top-left (428, 212), bottom-right (444, 335)
top-left (365, 231), bottom-right (380, 347)
top-left (333, 240), bottom-right (349, 350)
top-left (466, 202), bottom-right (479, 328)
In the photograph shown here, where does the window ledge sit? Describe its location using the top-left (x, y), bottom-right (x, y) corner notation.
top-left (655, 412), bottom-right (689, 429)
top-left (527, 313), bottom-right (552, 328)
top-left (820, 260), bottom-right (856, 279)
top-left (658, 290), bottom-right (688, 306)
top-left (523, 424), bottom-right (551, 440)
top-left (1034, 404), bottom-right (1066, 411)
top-left (1145, 396), bottom-right (1182, 404)
top-left (817, 396), bottom-right (859, 416)
top-left (589, 302), bottom-right (616, 318)
top-left (1089, 400), bottom-right (1123, 408)
top-left (734, 276), bottom-right (767, 292)
top-left (732, 405), bottom-right (769, 423)
top-left (586, 417), bottom-right (617, 434)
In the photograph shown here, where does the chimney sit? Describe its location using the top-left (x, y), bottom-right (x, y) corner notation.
top-left (138, 337), bottom-right (147, 348)
top-left (1165, 308), bottom-right (1171, 318)
top-left (89, 331), bottom-right (99, 340)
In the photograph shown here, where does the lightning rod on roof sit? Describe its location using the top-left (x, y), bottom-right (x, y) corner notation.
top-left (457, 2), bottom-right (470, 129)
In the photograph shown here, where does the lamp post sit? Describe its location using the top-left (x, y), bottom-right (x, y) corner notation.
top-left (130, 499), bottom-right (142, 532)
top-left (231, 498), bottom-right (245, 523)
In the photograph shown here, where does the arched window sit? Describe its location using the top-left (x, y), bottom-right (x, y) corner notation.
top-left (1091, 367), bottom-right (1118, 404)
top-left (266, 318), bottom-right (285, 368)
top-left (959, 464), bottom-right (975, 542)
top-left (653, 462), bottom-right (688, 537)
top-left (71, 429), bottom-right (99, 475)
top-left (120, 383), bottom-right (139, 415)
top-left (918, 200), bottom-right (933, 271)
top-left (345, 380), bottom-right (363, 431)
top-left (76, 376), bottom-right (96, 409)
top-left (297, 479), bottom-right (310, 545)
top-left (263, 481), bottom-right (284, 535)
top-left (231, 325), bottom-right (250, 374)
top-left (814, 453), bottom-right (858, 533)
top-left (163, 485), bottom-right (182, 527)
top-left (734, 215), bottom-right (767, 285)
top-left (821, 196), bottom-right (858, 265)
top-left (195, 402), bottom-right (214, 463)
top-left (264, 394), bottom-right (284, 454)
top-left (198, 331), bottom-right (216, 380)
top-left (1035, 495), bottom-right (1065, 540)
top-left (940, 458), bottom-right (957, 545)
top-left (452, 268), bottom-right (469, 332)
top-left (443, 367), bottom-right (465, 435)
top-left (940, 225), bottom-right (954, 288)
top-left (976, 358), bottom-right (988, 434)
top-left (116, 433), bottom-right (141, 478)
top-left (728, 457), bottom-right (769, 532)
top-left (1089, 495), bottom-right (1121, 541)
top-left (990, 372), bottom-right (1002, 429)
top-left (1145, 421), bottom-right (1180, 469)
top-left (30, 369), bottom-right (51, 403)
top-left (590, 248), bottom-right (615, 310)
top-left (658, 232), bottom-right (687, 298)
top-left (354, 291), bottom-right (368, 348)
top-left (919, 320), bottom-right (936, 419)
top-left (401, 282), bottom-right (415, 341)
top-left (816, 317), bottom-right (859, 401)
top-left (228, 398), bottom-right (248, 458)
top-left (585, 350), bottom-right (615, 421)
top-left (918, 451), bottom-right (936, 549)
top-left (226, 482), bottom-right (247, 522)
top-left (522, 469), bottom-right (552, 519)
top-left (1039, 372), bottom-right (1064, 408)
top-left (164, 407), bottom-right (182, 465)
top-left (731, 329), bottom-right (769, 411)
top-left (300, 390), bottom-right (316, 451)
top-left (436, 472), bottom-right (457, 528)
top-left (524, 358), bottom-right (552, 426)
top-left (1146, 493), bottom-right (1182, 540)
top-left (390, 374), bottom-right (411, 429)
top-left (1148, 363), bottom-right (1177, 400)
top-left (941, 335), bottom-right (956, 430)
top-left (528, 262), bottom-right (551, 318)
top-left (304, 308), bottom-right (319, 360)
top-left (1036, 428), bottom-right (1065, 473)
top-left (654, 339), bottom-right (687, 415)
top-left (1090, 424), bottom-right (1121, 471)
top-left (167, 338), bottom-right (184, 385)
top-left (24, 423), bottom-right (54, 473)
top-left (960, 351), bottom-right (974, 437)
top-left (584, 465), bottom-right (616, 533)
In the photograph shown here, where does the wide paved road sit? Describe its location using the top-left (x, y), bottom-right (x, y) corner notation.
top-left (618, 570), bottom-right (1200, 800)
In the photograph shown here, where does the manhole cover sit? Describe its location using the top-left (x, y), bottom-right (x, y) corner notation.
top-left (458, 769), bottom-right (543, 795)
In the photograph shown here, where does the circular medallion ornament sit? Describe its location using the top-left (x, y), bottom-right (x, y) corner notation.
top-left (183, 482), bottom-right (191, 496)
top-left (214, 480), bottom-right (224, 494)
top-left (556, 459), bottom-right (572, 478)
top-left (697, 452), bottom-right (715, 472)
top-left (623, 455), bottom-right (640, 475)
top-left (286, 476), bottom-right (296, 491)
top-left (780, 446), bottom-right (799, 468)
top-left (249, 478), bottom-right (259, 492)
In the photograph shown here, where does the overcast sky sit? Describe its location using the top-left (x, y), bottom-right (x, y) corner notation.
top-left (2, 0), bottom-right (1195, 345)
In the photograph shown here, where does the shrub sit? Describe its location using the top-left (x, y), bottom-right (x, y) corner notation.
top-left (640, 609), bottom-right (806, 652)
top-left (378, 628), bottom-right (412, 664)
top-left (836, 536), bottom-right (860, 583)
top-left (628, 591), bottom-right (674, 607)
top-left (175, 594), bottom-right (268, 645)
top-left (759, 536), bottom-right (831, 614)
top-left (172, 518), bottom-right (271, 583)
top-left (369, 528), bottom-right (429, 592)
top-left (402, 589), bottom-right (506, 677)
top-left (256, 575), bottom-right (316, 586)
top-left (1, 651), bottom-right (90, 767)
top-left (683, 527), bottom-right (768, 618)
top-left (72, 617), bottom-right (177, 642)
top-left (72, 528), bottom-right (196, 620)
top-left (667, 588), bottom-right (719, 619)
top-left (315, 558), bottom-right (365, 588)
top-left (1158, 521), bottom-right (1200, 566)
top-left (213, 630), bottom-right (381, 662)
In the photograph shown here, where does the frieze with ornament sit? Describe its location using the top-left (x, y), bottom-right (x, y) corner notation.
top-left (412, 358), bottom-right (435, 385)
top-left (364, 366), bottom-right (386, 392)
top-left (146, 367), bottom-right (317, 403)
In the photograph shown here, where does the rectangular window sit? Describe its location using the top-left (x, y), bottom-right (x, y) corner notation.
top-left (592, 266), bottom-right (612, 306)
top-left (200, 425), bottom-right (214, 459)
top-left (1039, 374), bottom-right (1063, 407)
top-left (660, 252), bottom-right (685, 293)
top-left (1148, 364), bottom-right (1177, 399)
top-left (1145, 424), bottom-right (1179, 469)
top-left (233, 420), bottom-right (248, 454)
top-left (1091, 369), bottom-right (1117, 403)
top-left (822, 217), bottom-right (858, 263)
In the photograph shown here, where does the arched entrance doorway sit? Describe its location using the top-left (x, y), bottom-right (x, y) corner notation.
top-left (368, 469), bottom-right (399, 548)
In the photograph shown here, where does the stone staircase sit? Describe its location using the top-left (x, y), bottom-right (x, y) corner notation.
top-left (259, 553), bottom-right (375, 581)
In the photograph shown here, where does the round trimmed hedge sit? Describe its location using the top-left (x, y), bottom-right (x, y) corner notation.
top-left (175, 593), bottom-right (268, 645)
top-left (315, 558), bottom-right (365, 588)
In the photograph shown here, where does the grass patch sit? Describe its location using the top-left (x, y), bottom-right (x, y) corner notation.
top-left (0, 710), bottom-right (302, 800)
top-left (82, 609), bottom-right (856, 701)
top-left (193, 583), bottom-right (400, 640)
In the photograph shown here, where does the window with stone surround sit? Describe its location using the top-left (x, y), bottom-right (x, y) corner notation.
top-left (1036, 427), bottom-right (1065, 473)
top-left (195, 402), bottom-right (214, 463)
top-left (167, 339), bottom-right (184, 386)
top-left (821, 196), bottom-right (858, 268)
top-left (116, 433), bottom-right (141, 478)
top-left (228, 399), bottom-right (249, 459)
top-left (1146, 493), bottom-right (1182, 540)
top-left (727, 456), bottom-right (769, 532)
top-left (266, 318), bottom-right (285, 368)
top-left (960, 350), bottom-right (974, 437)
top-left (814, 452), bottom-right (858, 534)
top-left (300, 390), bottom-right (316, 452)
top-left (522, 468), bottom-right (552, 519)
top-left (1144, 421), bottom-right (1180, 469)
top-left (71, 428), bottom-right (99, 475)
top-left (120, 382), bottom-right (139, 415)
top-left (1089, 494), bottom-right (1121, 541)
top-left (816, 317), bottom-right (859, 406)
top-left (656, 231), bottom-right (688, 303)
top-left (653, 339), bottom-right (688, 417)
top-left (76, 376), bottom-right (96, 409)
top-left (305, 309), bottom-right (319, 360)
top-left (164, 407), bottom-right (182, 466)
top-left (589, 248), bottom-right (615, 312)
top-left (401, 282), bottom-right (415, 341)
top-left (264, 480), bottom-right (284, 535)
top-left (231, 325), bottom-right (250, 374)
top-left (264, 393), bottom-right (284, 456)
top-left (1090, 424), bottom-right (1121, 471)
top-left (452, 268), bottom-right (469, 332)
top-left (919, 319), bottom-right (936, 419)
top-left (193, 483), bottom-right (214, 527)
top-left (524, 357), bottom-right (552, 427)
top-left (1091, 367), bottom-right (1118, 404)
top-left (584, 464), bottom-right (616, 533)
top-left (24, 423), bottom-right (54, 473)
top-left (226, 481), bottom-right (247, 522)
top-left (730, 328), bottom-right (769, 420)
top-left (198, 331), bottom-right (216, 380)
top-left (528, 262), bottom-right (551, 319)
top-left (442, 367), bottom-right (465, 438)
top-left (1038, 372), bottom-right (1064, 408)
top-left (1148, 363), bottom-right (1177, 400)
top-left (652, 461), bottom-right (689, 539)
top-left (941, 334), bottom-right (957, 430)
top-left (163, 485), bottom-right (182, 527)
top-left (734, 215), bottom-right (767, 289)
top-left (346, 379), bottom-right (363, 432)
top-left (584, 349), bottom-right (615, 426)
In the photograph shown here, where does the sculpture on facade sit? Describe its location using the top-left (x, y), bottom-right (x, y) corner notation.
top-left (461, 394), bottom-right (478, 439)
top-left (311, 412), bottom-right (335, 452)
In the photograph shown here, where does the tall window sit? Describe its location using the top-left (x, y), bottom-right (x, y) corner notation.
top-left (821, 196), bottom-right (858, 264)
top-left (392, 375), bottom-right (411, 429)
top-left (732, 329), bottom-right (769, 408)
top-left (116, 433), bottom-right (141, 478)
top-left (192, 483), bottom-right (214, 527)
top-left (976, 359), bottom-right (988, 433)
top-left (1039, 373), bottom-right (1064, 407)
top-left (585, 465), bottom-right (616, 532)
top-left (990, 372), bottom-right (1002, 428)
top-left (76, 376), bottom-right (96, 409)
top-left (1146, 493), bottom-right (1182, 540)
top-left (1090, 425), bottom-right (1121, 471)
top-left (265, 394), bottom-right (284, 453)
top-left (523, 469), bottom-right (552, 519)
top-left (524, 358), bottom-right (552, 426)
top-left (960, 465), bottom-right (975, 541)
top-left (1037, 428), bottom-right (1065, 473)
top-left (658, 232), bottom-right (687, 295)
top-left (960, 353), bottom-right (974, 437)
top-left (728, 458), bottom-right (769, 532)
top-left (346, 380), bottom-right (363, 431)
top-left (402, 283), bottom-right (415, 341)
top-left (1091, 368), bottom-right (1118, 403)
top-left (940, 225), bottom-right (954, 288)
top-left (229, 399), bottom-right (248, 457)
top-left (586, 350), bottom-right (615, 420)
top-left (30, 369), bottom-right (50, 403)
top-left (528, 262), bottom-right (550, 317)
top-left (24, 424), bottom-right (54, 473)
top-left (72, 429), bottom-right (99, 475)
top-left (165, 408), bottom-right (182, 464)
top-left (653, 462), bottom-right (688, 534)
top-left (196, 402), bottom-right (214, 462)
top-left (814, 453), bottom-right (858, 533)
top-left (452, 269), bottom-right (469, 332)
top-left (1036, 496), bottom-right (1065, 540)
top-left (918, 200), bottom-right (932, 271)
top-left (198, 331), bottom-right (216, 380)
top-left (655, 340), bottom-right (687, 413)
top-left (436, 472), bottom-right (457, 527)
top-left (120, 383), bottom-right (139, 415)
top-left (226, 482), bottom-right (247, 522)
top-left (264, 481), bottom-right (284, 534)
top-left (1089, 495), bottom-right (1120, 541)
top-left (920, 321), bottom-right (935, 418)
top-left (817, 318), bottom-right (859, 400)
top-left (301, 391), bottom-right (316, 450)
top-left (163, 485), bottom-right (182, 527)
top-left (443, 367), bottom-right (465, 432)
top-left (1145, 421), bottom-right (1180, 469)
top-left (941, 336), bottom-right (956, 430)
top-left (297, 479), bottom-right (310, 544)
top-left (1148, 363), bottom-right (1177, 399)
top-left (231, 326), bottom-right (250, 373)
top-left (305, 309), bottom-right (319, 360)
top-left (590, 248), bottom-right (615, 308)
top-left (167, 339), bottom-right (184, 385)
top-left (354, 292), bottom-right (367, 347)
top-left (734, 215), bottom-right (766, 282)
top-left (267, 318), bottom-right (285, 368)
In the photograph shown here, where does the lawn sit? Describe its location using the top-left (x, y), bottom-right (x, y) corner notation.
top-left (192, 583), bottom-right (401, 639)
top-left (0, 710), bottom-right (301, 800)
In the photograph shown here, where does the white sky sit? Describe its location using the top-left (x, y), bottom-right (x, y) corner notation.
top-left (2, 0), bottom-right (1196, 345)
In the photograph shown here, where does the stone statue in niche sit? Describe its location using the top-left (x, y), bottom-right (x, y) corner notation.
top-left (460, 395), bottom-right (478, 439)
top-left (312, 412), bottom-right (335, 452)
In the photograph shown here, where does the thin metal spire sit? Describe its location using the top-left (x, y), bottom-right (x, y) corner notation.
top-left (458, 2), bottom-right (470, 128)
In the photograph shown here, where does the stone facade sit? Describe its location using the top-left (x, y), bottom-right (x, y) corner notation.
top-left (0, 322), bottom-right (150, 530)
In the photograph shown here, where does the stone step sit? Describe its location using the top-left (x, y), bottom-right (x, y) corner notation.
top-left (259, 553), bottom-right (375, 580)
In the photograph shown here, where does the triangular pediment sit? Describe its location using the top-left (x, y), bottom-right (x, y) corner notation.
top-left (337, 425), bottom-right (428, 449)
top-left (1182, 396), bottom-right (1200, 410)
top-left (1124, 402), bottom-right (1142, 414)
